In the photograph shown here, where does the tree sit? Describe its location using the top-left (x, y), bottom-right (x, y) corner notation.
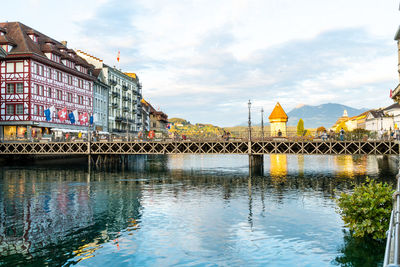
top-left (335, 178), bottom-right (393, 240)
top-left (297, 119), bottom-right (304, 136)
top-left (336, 121), bottom-right (348, 133)
top-left (316, 126), bottom-right (326, 134)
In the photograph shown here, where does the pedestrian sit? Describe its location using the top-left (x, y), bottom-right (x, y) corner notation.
top-left (322, 130), bottom-right (328, 141)
top-left (278, 129), bottom-right (282, 137)
top-left (340, 128), bottom-right (345, 141)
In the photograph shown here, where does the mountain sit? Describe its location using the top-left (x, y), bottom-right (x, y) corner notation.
top-left (287, 103), bottom-right (368, 128)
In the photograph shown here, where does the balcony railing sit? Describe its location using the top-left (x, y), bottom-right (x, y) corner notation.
top-left (112, 91), bottom-right (120, 98)
top-left (115, 116), bottom-right (124, 122)
top-left (122, 85), bottom-right (128, 91)
top-left (122, 107), bottom-right (129, 112)
top-left (123, 96), bottom-right (131, 102)
top-left (112, 103), bottom-right (118, 109)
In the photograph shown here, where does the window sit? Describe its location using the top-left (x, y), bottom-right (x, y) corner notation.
top-left (6, 105), bottom-right (14, 115)
top-left (36, 64), bottom-right (43, 76)
top-left (6, 84), bottom-right (14, 94)
top-left (16, 104), bottom-right (23, 114)
top-left (16, 62), bottom-right (23, 72)
top-left (34, 84), bottom-right (39, 95)
top-left (15, 83), bottom-right (23, 94)
top-left (6, 63), bottom-right (14, 73)
top-left (48, 87), bottom-right (52, 98)
top-left (78, 95), bottom-right (83, 104)
top-left (89, 98), bottom-right (92, 107)
top-left (39, 106), bottom-right (44, 116)
top-left (68, 75), bottom-right (72, 85)
top-left (67, 92), bottom-right (73, 102)
top-left (57, 90), bottom-right (62, 100)
top-left (34, 105), bottom-right (38, 115)
top-left (57, 71), bottom-right (62, 82)
top-left (48, 68), bottom-right (52, 79)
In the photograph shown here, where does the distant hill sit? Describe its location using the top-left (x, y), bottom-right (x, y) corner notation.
top-left (169, 118), bottom-right (191, 125)
top-left (236, 103), bottom-right (368, 128)
top-left (287, 103), bottom-right (368, 128)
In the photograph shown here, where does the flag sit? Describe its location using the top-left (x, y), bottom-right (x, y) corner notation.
top-left (79, 112), bottom-right (88, 125)
top-left (44, 106), bottom-right (55, 121)
top-left (58, 107), bottom-right (67, 122)
top-left (90, 114), bottom-right (94, 125)
top-left (68, 111), bottom-right (75, 124)
top-left (167, 123), bottom-right (171, 129)
top-left (117, 51), bottom-right (120, 62)
top-left (44, 108), bottom-right (51, 121)
top-left (73, 110), bottom-right (79, 123)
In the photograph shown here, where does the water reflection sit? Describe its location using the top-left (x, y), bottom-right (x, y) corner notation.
top-left (0, 154), bottom-right (397, 266)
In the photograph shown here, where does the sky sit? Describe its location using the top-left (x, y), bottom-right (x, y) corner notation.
top-left (2, 0), bottom-right (400, 126)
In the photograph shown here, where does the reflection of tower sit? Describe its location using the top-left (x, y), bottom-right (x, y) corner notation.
top-left (268, 102), bottom-right (288, 137)
top-left (270, 154), bottom-right (287, 184)
top-left (298, 155), bottom-right (304, 177)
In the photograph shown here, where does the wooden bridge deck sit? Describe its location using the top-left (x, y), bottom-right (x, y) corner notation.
top-left (0, 140), bottom-right (399, 155)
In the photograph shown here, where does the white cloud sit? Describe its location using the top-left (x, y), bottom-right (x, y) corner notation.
top-left (2, 0), bottom-right (400, 126)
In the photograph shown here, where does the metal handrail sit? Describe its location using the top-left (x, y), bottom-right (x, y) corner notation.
top-left (384, 171), bottom-right (400, 267)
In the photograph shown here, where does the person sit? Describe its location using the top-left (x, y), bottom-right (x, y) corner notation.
top-left (378, 128), bottom-right (383, 140)
top-left (396, 128), bottom-right (400, 141)
top-left (277, 129), bottom-right (282, 137)
top-left (322, 130), bottom-right (328, 141)
top-left (65, 133), bottom-right (70, 141)
top-left (78, 131), bottom-right (82, 139)
top-left (339, 128), bottom-right (345, 141)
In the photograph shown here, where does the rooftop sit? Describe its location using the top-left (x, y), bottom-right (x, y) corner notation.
top-left (268, 102), bottom-right (288, 120)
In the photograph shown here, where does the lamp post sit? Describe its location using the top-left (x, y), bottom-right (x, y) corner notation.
top-left (248, 100), bottom-right (252, 142)
top-left (261, 108), bottom-right (264, 141)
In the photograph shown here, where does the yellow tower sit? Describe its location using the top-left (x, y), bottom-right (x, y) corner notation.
top-left (269, 102), bottom-right (288, 137)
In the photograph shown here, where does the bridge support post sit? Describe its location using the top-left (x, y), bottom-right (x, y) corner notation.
top-left (249, 154), bottom-right (263, 176)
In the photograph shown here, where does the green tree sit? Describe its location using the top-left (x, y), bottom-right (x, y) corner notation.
top-left (335, 178), bottom-right (393, 240)
top-left (297, 119), bottom-right (304, 136)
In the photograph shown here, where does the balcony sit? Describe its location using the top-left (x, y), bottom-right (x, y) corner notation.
top-left (112, 103), bottom-right (118, 109)
top-left (137, 112), bottom-right (142, 117)
top-left (115, 116), bottom-right (123, 122)
top-left (108, 79), bottom-right (117, 86)
top-left (122, 85), bottom-right (128, 91)
top-left (123, 96), bottom-right (131, 102)
top-left (112, 91), bottom-right (120, 98)
top-left (122, 107), bottom-right (129, 112)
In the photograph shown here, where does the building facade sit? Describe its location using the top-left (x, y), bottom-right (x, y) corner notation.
top-left (141, 99), bottom-right (169, 138)
top-left (0, 22), bottom-right (94, 140)
top-left (76, 51), bottom-right (143, 136)
top-left (92, 69), bottom-right (109, 132)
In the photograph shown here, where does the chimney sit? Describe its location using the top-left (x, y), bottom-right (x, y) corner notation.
top-left (61, 40), bottom-right (67, 47)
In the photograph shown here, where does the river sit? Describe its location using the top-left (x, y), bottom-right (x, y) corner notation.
top-left (0, 154), bottom-right (397, 266)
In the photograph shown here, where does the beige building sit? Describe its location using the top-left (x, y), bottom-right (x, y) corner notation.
top-left (268, 102), bottom-right (288, 137)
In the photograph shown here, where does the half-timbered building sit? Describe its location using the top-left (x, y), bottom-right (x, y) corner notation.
top-left (0, 22), bottom-right (95, 140)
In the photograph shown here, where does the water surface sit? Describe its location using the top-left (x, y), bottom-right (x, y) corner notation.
top-left (0, 154), bottom-right (397, 266)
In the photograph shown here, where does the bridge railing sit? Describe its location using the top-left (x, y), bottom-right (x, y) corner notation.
top-left (384, 170), bottom-right (400, 267)
top-left (1, 130), bottom-right (396, 143)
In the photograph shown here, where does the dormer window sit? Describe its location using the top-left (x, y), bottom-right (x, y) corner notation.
top-left (28, 34), bottom-right (38, 43)
top-left (1, 44), bottom-right (14, 52)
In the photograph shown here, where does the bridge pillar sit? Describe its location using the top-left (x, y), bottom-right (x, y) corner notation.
top-left (249, 154), bottom-right (264, 175)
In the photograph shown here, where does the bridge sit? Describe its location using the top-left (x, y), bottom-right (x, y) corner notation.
top-left (1, 139), bottom-right (398, 155)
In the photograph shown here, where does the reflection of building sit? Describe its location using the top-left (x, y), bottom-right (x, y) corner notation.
top-left (0, 169), bottom-right (142, 261)
top-left (0, 22), bottom-right (95, 141)
top-left (268, 102), bottom-right (288, 137)
top-left (333, 155), bottom-right (367, 178)
top-left (270, 154), bottom-right (287, 184)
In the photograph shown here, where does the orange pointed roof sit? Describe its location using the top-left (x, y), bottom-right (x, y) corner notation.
top-left (268, 102), bottom-right (288, 120)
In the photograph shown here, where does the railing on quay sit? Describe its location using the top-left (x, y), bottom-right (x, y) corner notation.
top-left (384, 169), bottom-right (400, 267)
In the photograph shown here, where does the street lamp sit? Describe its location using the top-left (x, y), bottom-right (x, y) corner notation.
top-left (248, 100), bottom-right (252, 142)
top-left (261, 108), bottom-right (264, 141)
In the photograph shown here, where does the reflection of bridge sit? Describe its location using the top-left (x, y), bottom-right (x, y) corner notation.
top-left (1, 140), bottom-right (399, 155)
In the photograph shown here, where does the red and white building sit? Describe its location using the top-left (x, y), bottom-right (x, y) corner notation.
top-left (0, 22), bottom-right (94, 140)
